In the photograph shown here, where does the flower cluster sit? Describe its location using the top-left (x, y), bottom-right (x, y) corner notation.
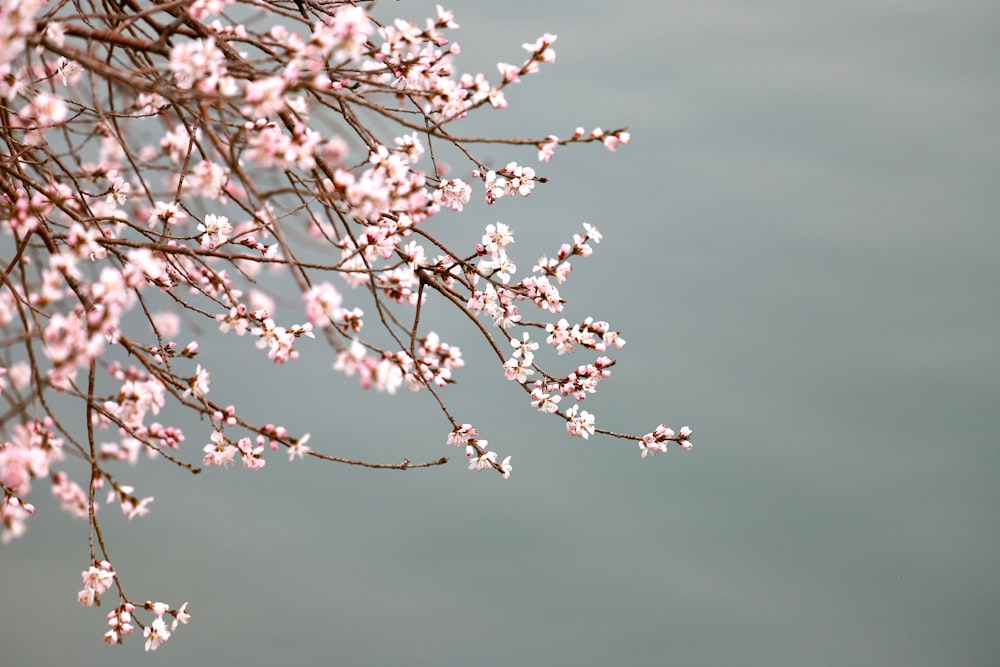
top-left (448, 424), bottom-right (512, 479)
top-left (78, 560), bottom-right (115, 607)
top-left (473, 162), bottom-right (537, 205)
top-left (639, 425), bottom-right (694, 458)
top-left (565, 404), bottom-right (597, 440)
top-left (141, 601), bottom-right (191, 651)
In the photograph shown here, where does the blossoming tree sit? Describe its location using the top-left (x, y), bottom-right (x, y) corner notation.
top-left (0, 0), bottom-right (692, 650)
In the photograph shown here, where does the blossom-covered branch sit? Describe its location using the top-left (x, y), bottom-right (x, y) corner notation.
top-left (0, 0), bottom-right (690, 650)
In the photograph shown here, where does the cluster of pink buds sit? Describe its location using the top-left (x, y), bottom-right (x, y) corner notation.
top-left (639, 425), bottom-right (694, 458)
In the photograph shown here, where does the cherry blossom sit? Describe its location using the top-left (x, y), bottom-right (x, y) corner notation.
top-left (447, 424), bottom-right (479, 448)
top-left (203, 430), bottom-right (238, 468)
top-left (511, 332), bottom-right (539, 364)
top-left (143, 616), bottom-right (171, 651)
top-left (185, 365), bottom-right (211, 400)
top-left (104, 603), bottom-right (135, 645)
top-left (437, 179), bottom-right (473, 211)
top-left (237, 436), bottom-right (267, 470)
top-left (638, 425), bottom-right (694, 458)
top-left (565, 405), bottom-right (597, 440)
top-left (0, 496), bottom-right (34, 543)
top-left (197, 214), bottom-right (233, 249)
top-left (79, 560), bottom-right (115, 607)
top-left (483, 222), bottom-right (515, 255)
top-left (524, 33), bottom-right (558, 63)
top-left (467, 447), bottom-right (497, 471)
top-left (169, 38), bottom-right (236, 95)
top-left (287, 434), bottom-right (312, 461)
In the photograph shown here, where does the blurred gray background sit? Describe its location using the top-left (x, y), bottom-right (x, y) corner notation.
top-left (3, 0), bottom-right (998, 665)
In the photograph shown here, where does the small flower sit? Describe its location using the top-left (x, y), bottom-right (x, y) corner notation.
top-left (202, 430), bottom-right (237, 467)
top-left (44, 22), bottom-right (67, 47)
top-left (144, 616), bottom-right (171, 651)
top-left (482, 222), bottom-right (514, 255)
top-left (78, 560), bottom-right (115, 606)
top-left (678, 425), bottom-right (694, 451)
top-left (185, 364), bottom-right (211, 399)
top-left (148, 201), bottom-right (187, 228)
top-left (447, 424), bottom-right (478, 447)
top-left (537, 135), bottom-right (559, 162)
top-left (55, 57), bottom-right (83, 85)
top-left (530, 385), bottom-right (561, 413)
top-left (582, 223), bottom-right (602, 244)
top-left (82, 561), bottom-right (115, 595)
top-left (523, 33), bottom-right (557, 62)
top-left (125, 495), bottom-right (154, 519)
top-left (288, 433), bottom-right (311, 461)
top-left (499, 456), bottom-right (513, 479)
top-left (565, 405), bottom-right (596, 440)
top-left (394, 132), bottom-right (425, 163)
top-left (467, 447), bottom-right (497, 471)
top-left (106, 177), bottom-right (130, 206)
top-left (197, 214), bottom-right (232, 249)
top-left (238, 436), bottom-right (266, 470)
top-left (148, 601), bottom-right (170, 616)
top-left (500, 162), bottom-right (535, 197)
top-left (602, 131), bottom-right (631, 151)
top-left (502, 356), bottom-right (534, 383)
top-left (510, 332), bottom-right (539, 364)
top-left (171, 602), bottom-right (191, 631)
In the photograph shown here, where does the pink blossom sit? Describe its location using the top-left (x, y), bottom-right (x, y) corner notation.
top-left (143, 616), bottom-right (171, 651)
top-left (237, 437), bottom-right (266, 470)
top-left (0, 496), bottom-right (34, 543)
top-left (482, 222), bottom-right (514, 255)
top-left (497, 62), bottom-right (520, 83)
top-left (52, 472), bottom-right (89, 518)
top-left (638, 424), bottom-right (694, 458)
top-left (523, 33), bottom-right (557, 62)
top-left (151, 311), bottom-right (181, 338)
top-left (287, 434), bottom-right (311, 461)
top-left (148, 201), bottom-right (188, 228)
top-left (394, 132), bottom-right (425, 163)
top-left (242, 76), bottom-right (287, 117)
top-left (197, 214), bottom-right (232, 249)
top-left (510, 331), bottom-right (539, 363)
top-left (499, 162), bottom-right (535, 197)
top-left (538, 135), bottom-right (559, 162)
top-left (169, 38), bottom-right (236, 95)
top-left (530, 384), bottom-right (561, 413)
top-left (203, 430), bottom-right (238, 468)
top-left (171, 602), bottom-right (191, 630)
top-left (313, 5), bottom-right (373, 61)
top-left (185, 364), bottom-right (211, 399)
top-left (447, 424), bottom-right (479, 447)
top-left (303, 282), bottom-right (344, 327)
top-left (180, 160), bottom-right (230, 200)
top-left (565, 404), bottom-right (596, 440)
top-left (54, 57), bottom-right (83, 85)
top-left (467, 447), bottom-right (496, 471)
top-left (79, 560), bottom-right (116, 607)
top-left (160, 124), bottom-right (201, 163)
top-left (602, 131), bottom-right (631, 151)
top-left (189, 0), bottom-right (234, 21)
top-left (437, 179), bottom-right (471, 211)
top-left (22, 92), bottom-right (67, 127)
top-left (106, 176), bottom-right (130, 206)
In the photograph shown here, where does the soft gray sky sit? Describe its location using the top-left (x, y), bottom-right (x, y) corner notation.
top-left (3, 1), bottom-right (998, 665)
